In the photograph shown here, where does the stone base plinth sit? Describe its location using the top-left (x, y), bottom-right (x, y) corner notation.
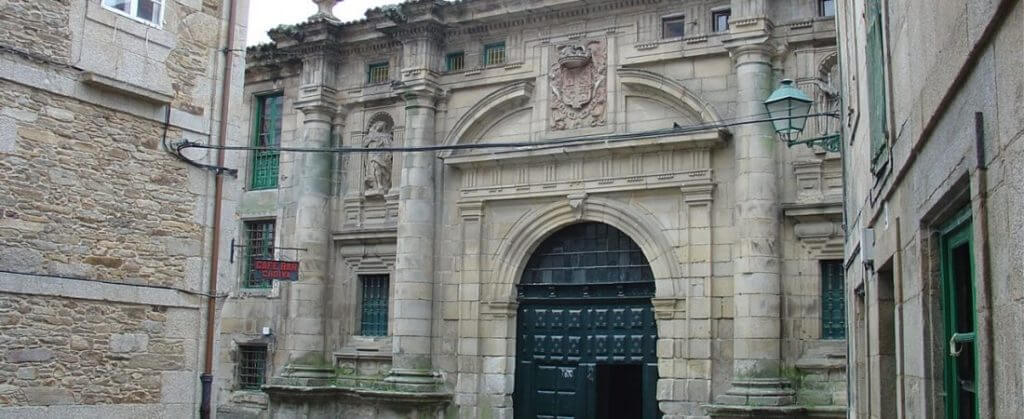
top-left (264, 384), bottom-right (450, 419)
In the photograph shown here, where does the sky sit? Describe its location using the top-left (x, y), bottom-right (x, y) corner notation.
top-left (246, 0), bottom-right (403, 46)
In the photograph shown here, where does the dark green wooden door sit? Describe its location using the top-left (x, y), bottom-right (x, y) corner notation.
top-left (939, 208), bottom-right (978, 419)
top-left (514, 223), bottom-right (660, 419)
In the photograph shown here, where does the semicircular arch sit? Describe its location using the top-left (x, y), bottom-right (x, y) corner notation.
top-left (618, 68), bottom-right (725, 126)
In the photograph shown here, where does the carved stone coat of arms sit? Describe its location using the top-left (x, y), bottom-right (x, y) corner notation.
top-left (549, 40), bottom-right (608, 130)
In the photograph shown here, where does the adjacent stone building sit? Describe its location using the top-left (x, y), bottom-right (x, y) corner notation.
top-left (837, 0), bottom-right (1024, 418)
top-left (219, 1), bottom-right (849, 418)
top-left (0, 0), bottom-right (247, 417)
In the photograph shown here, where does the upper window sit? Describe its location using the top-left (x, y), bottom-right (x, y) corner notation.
top-left (662, 16), bottom-right (686, 38)
top-left (483, 42), bottom-right (506, 66)
top-left (367, 62), bottom-right (390, 84)
top-left (102, 0), bottom-right (163, 26)
top-left (865, 0), bottom-right (888, 170)
top-left (819, 0), bottom-right (836, 17)
top-left (712, 9), bottom-right (731, 32)
top-left (250, 94), bottom-right (282, 190)
top-left (446, 52), bottom-right (466, 72)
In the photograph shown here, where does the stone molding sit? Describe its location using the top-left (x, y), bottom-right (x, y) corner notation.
top-left (441, 81), bottom-right (535, 150)
top-left (488, 196), bottom-right (683, 302)
top-left (0, 271), bottom-right (201, 309)
top-left (333, 227), bottom-right (398, 273)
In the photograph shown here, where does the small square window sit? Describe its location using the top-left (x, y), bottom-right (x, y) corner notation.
top-left (243, 220), bottom-right (275, 289)
top-left (712, 10), bottom-right (731, 32)
top-left (360, 275), bottom-right (390, 336)
top-left (102, 0), bottom-right (163, 26)
top-left (820, 0), bottom-right (836, 17)
top-left (483, 42), bottom-right (506, 66)
top-left (662, 16), bottom-right (686, 38)
top-left (237, 345), bottom-right (267, 390)
top-left (446, 52), bottom-right (466, 72)
top-left (367, 62), bottom-right (390, 84)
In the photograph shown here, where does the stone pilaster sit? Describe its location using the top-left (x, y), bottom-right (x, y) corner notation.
top-left (386, 87), bottom-right (442, 390)
top-left (681, 182), bottom-right (716, 402)
top-left (455, 202), bottom-right (484, 417)
top-left (283, 51), bottom-right (338, 365)
top-left (712, 40), bottom-right (795, 410)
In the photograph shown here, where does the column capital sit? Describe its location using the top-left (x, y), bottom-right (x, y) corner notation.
top-left (725, 41), bottom-right (776, 66)
top-left (294, 103), bottom-right (336, 123)
top-left (399, 85), bottom-right (442, 110)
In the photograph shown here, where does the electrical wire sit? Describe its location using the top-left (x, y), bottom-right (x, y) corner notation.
top-left (170, 111), bottom-right (838, 173)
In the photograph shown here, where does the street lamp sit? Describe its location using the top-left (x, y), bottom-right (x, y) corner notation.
top-left (764, 79), bottom-right (841, 152)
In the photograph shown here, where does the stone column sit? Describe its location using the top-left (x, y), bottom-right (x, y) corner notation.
top-left (284, 51), bottom-right (338, 365)
top-left (386, 88), bottom-right (441, 390)
top-left (715, 41), bottom-right (794, 407)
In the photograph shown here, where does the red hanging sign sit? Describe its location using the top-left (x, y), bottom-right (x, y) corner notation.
top-left (251, 260), bottom-right (300, 282)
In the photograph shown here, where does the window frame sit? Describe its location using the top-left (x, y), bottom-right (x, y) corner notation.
top-left (236, 344), bottom-right (268, 390)
top-left (819, 0), bottom-right (837, 17)
top-left (938, 207), bottom-right (978, 419)
top-left (483, 42), bottom-right (506, 67)
top-left (101, 0), bottom-right (165, 28)
top-left (820, 260), bottom-right (846, 340)
top-left (242, 220), bottom-right (276, 289)
top-left (359, 275), bottom-right (390, 337)
top-left (661, 15), bottom-right (686, 39)
top-left (249, 93), bottom-right (282, 191)
top-left (711, 9), bottom-right (731, 33)
top-left (446, 51), bottom-right (466, 72)
top-left (366, 62), bottom-right (390, 85)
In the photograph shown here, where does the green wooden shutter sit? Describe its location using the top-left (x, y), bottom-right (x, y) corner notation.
top-left (866, 0), bottom-right (888, 169)
top-left (360, 275), bottom-right (389, 336)
top-left (821, 260), bottom-right (846, 339)
top-left (250, 94), bottom-right (281, 190)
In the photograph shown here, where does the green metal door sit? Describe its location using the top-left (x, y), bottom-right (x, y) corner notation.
top-left (514, 223), bottom-right (660, 419)
top-left (939, 208), bottom-right (978, 419)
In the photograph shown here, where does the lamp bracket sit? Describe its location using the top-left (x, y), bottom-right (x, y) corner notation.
top-left (786, 133), bottom-right (841, 153)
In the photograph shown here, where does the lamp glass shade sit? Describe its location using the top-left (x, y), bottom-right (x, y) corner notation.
top-left (764, 79), bottom-right (813, 139)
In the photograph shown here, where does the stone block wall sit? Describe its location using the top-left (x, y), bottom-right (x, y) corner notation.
top-left (0, 293), bottom-right (189, 406)
top-left (0, 0), bottom-right (71, 62)
top-left (0, 80), bottom-right (203, 287)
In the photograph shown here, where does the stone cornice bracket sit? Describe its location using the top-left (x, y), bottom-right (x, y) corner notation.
top-left (567, 193), bottom-right (588, 219)
top-left (457, 201), bottom-right (484, 222)
top-left (680, 182), bottom-right (715, 204)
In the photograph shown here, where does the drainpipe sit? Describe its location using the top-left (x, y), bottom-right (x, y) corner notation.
top-left (973, 112), bottom-right (995, 416)
top-left (200, 0), bottom-right (239, 418)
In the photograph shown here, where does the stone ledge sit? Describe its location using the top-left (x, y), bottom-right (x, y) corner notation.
top-left (263, 384), bottom-right (451, 404)
top-left (0, 271), bottom-right (201, 308)
top-left (80, 72), bottom-right (174, 105)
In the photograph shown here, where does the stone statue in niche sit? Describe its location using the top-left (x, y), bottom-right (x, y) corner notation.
top-left (363, 119), bottom-right (393, 198)
top-left (549, 40), bottom-right (607, 130)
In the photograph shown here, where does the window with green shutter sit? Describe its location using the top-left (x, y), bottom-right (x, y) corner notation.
top-left (243, 220), bottom-right (275, 289)
top-left (821, 260), bottom-right (846, 339)
top-left (866, 0), bottom-right (889, 170)
top-left (250, 94), bottom-right (282, 190)
top-left (360, 275), bottom-right (389, 336)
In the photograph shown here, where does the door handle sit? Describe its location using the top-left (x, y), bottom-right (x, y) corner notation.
top-left (949, 332), bottom-right (975, 357)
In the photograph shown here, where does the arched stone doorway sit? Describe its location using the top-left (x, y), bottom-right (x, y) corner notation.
top-left (513, 222), bottom-right (660, 419)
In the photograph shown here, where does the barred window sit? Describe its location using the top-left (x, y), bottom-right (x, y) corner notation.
top-left (367, 62), bottom-right (390, 84)
top-left (360, 275), bottom-right (390, 336)
top-left (821, 260), bottom-right (846, 339)
top-left (250, 94), bottom-right (282, 190)
top-left (483, 43), bottom-right (506, 66)
top-left (244, 221), bottom-right (275, 289)
top-left (446, 52), bottom-right (466, 72)
top-left (662, 16), bottom-right (685, 38)
top-left (237, 345), bottom-right (267, 390)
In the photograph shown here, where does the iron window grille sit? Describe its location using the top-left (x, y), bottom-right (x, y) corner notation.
top-left (819, 0), bottom-right (836, 17)
top-left (712, 10), bottom-right (731, 32)
top-left (250, 94), bottom-right (282, 190)
top-left (662, 16), bottom-right (686, 38)
top-left (483, 42), bottom-right (506, 66)
top-left (360, 275), bottom-right (390, 336)
top-left (820, 260), bottom-right (846, 339)
top-left (237, 345), bottom-right (267, 390)
top-left (243, 221), bottom-right (275, 289)
top-left (446, 52), bottom-right (466, 72)
top-left (367, 62), bottom-right (390, 84)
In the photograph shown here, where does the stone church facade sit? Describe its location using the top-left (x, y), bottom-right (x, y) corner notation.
top-left (219, 1), bottom-right (847, 418)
